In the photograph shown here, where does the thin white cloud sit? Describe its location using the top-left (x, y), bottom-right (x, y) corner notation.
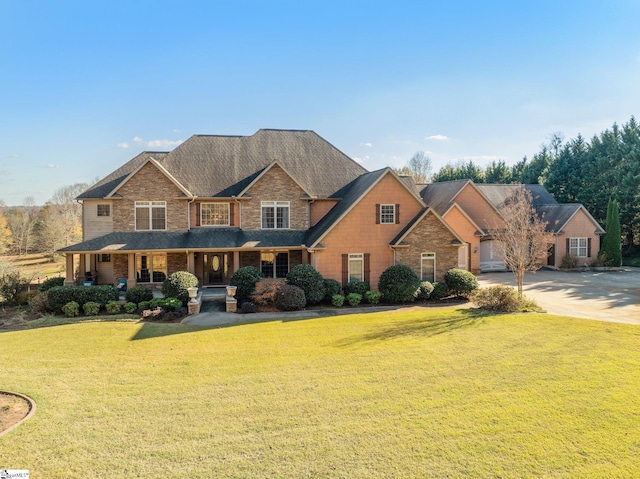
top-left (117, 142), bottom-right (129, 149)
top-left (353, 155), bottom-right (370, 164)
top-left (146, 139), bottom-right (183, 149)
top-left (133, 136), bottom-right (144, 143)
top-left (425, 134), bottom-right (449, 141)
top-left (468, 155), bottom-right (502, 162)
top-left (361, 142), bottom-right (373, 147)
top-left (44, 164), bottom-right (59, 169)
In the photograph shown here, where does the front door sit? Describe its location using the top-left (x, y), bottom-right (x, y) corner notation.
top-left (547, 243), bottom-right (555, 266)
top-left (208, 253), bottom-right (227, 285)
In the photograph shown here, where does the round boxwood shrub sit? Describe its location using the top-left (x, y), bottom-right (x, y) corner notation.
top-left (429, 281), bottom-right (449, 300)
top-left (378, 264), bottom-right (420, 303)
top-left (444, 268), bottom-right (479, 298)
top-left (346, 293), bottom-right (362, 306)
top-left (47, 285), bottom-right (118, 313)
top-left (275, 284), bottom-right (307, 311)
top-left (323, 279), bottom-right (342, 302)
top-left (124, 302), bottom-right (138, 314)
top-left (230, 266), bottom-right (264, 301)
top-left (416, 281), bottom-right (434, 301)
top-left (38, 277), bottom-right (65, 292)
top-left (286, 264), bottom-right (325, 305)
top-left (105, 300), bottom-right (121, 315)
top-left (470, 285), bottom-right (521, 312)
top-left (126, 286), bottom-right (154, 304)
top-left (138, 300), bottom-right (151, 311)
top-left (162, 271), bottom-right (198, 304)
top-left (82, 301), bottom-right (100, 316)
top-left (364, 290), bottom-right (380, 304)
top-left (331, 294), bottom-right (345, 307)
top-left (239, 301), bottom-right (258, 314)
top-left (62, 301), bottom-right (79, 317)
top-left (343, 280), bottom-right (369, 296)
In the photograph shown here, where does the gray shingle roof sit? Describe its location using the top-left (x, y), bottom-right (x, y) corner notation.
top-left (535, 204), bottom-right (582, 233)
top-left (58, 229), bottom-right (308, 253)
top-left (420, 180), bottom-right (470, 215)
top-left (78, 129), bottom-right (367, 199)
top-left (474, 184), bottom-right (559, 209)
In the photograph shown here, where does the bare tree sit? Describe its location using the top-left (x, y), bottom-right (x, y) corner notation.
top-left (493, 186), bottom-right (549, 296)
top-left (393, 151), bottom-right (433, 183)
top-left (5, 202), bottom-right (37, 256)
top-left (0, 211), bottom-right (11, 254)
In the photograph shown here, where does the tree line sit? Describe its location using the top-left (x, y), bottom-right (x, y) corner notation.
top-left (0, 183), bottom-right (88, 257)
top-left (394, 116), bottom-right (640, 247)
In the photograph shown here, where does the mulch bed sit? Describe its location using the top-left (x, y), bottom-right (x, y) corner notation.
top-left (0, 392), bottom-right (31, 434)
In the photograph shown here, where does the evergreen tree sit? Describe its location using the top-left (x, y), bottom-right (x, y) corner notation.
top-left (600, 198), bottom-right (622, 266)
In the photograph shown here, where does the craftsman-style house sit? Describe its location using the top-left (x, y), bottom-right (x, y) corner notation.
top-left (60, 129), bottom-right (604, 289)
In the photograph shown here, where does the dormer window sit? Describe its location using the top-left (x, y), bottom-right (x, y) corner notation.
top-left (201, 203), bottom-right (230, 226)
top-left (261, 201), bottom-right (289, 229)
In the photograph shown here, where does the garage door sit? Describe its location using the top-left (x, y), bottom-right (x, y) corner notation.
top-left (480, 240), bottom-right (507, 271)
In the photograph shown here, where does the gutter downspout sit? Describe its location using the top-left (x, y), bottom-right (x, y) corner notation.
top-left (187, 196), bottom-right (197, 231)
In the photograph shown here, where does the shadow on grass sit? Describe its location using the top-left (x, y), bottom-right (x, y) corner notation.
top-left (333, 308), bottom-right (488, 348)
top-left (130, 322), bottom-right (206, 340)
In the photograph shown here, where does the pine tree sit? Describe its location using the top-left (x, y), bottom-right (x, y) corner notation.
top-left (600, 198), bottom-right (622, 266)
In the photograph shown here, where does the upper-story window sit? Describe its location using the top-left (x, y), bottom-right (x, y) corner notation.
top-left (97, 204), bottom-right (111, 217)
top-left (201, 203), bottom-right (230, 226)
top-left (261, 201), bottom-right (289, 229)
top-left (376, 203), bottom-right (399, 224)
top-left (135, 201), bottom-right (166, 230)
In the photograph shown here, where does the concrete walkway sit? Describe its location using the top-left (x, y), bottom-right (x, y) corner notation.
top-left (477, 267), bottom-right (640, 325)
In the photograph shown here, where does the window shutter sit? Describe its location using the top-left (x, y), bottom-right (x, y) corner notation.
top-left (342, 254), bottom-right (348, 286)
top-left (375, 204), bottom-right (380, 224)
top-left (195, 203), bottom-right (201, 227)
top-left (230, 203), bottom-right (235, 226)
top-left (364, 253), bottom-right (370, 284)
top-left (395, 204), bottom-right (400, 224)
top-left (587, 237), bottom-right (592, 257)
top-left (566, 238), bottom-right (570, 254)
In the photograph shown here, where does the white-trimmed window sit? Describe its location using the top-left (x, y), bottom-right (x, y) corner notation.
top-left (261, 201), bottom-right (290, 229)
top-left (348, 253), bottom-right (364, 282)
top-left (135, 253), bottom-right (167, 283)
top-left (569, 238), bottom-right (588, 257)
top-left (380, 204), bottom-right (396, 224)
top-left (201, 203), bottom-right (230, 226)
top-left (261, 252), bottom-right (289, 278)
top-left (97, 204), bottom-right (111, 217)
top-left (135, 201), bottom-right (166, 230)
top-left (421, 252), bottom-right (436, 282)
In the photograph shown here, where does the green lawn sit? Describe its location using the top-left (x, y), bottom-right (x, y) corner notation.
top-left (1, 308), bottom-right (639, 478)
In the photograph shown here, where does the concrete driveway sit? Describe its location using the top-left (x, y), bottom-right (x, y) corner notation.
top-left (477, 267), bottom-right (640, 324)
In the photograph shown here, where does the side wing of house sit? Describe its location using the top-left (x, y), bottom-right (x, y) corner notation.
top-left (555, 207), bottom-right (605, 266)
top-left (442, 204), bottom-right (483, 273)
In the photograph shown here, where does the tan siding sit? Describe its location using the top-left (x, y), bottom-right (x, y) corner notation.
top-left (443, 205), bottom-right (481, 273)
top-left (315, 173), bottom-right (423, 289)
top-left (455, 185), bottom-right (504, 231)
top-left (112, 162), bottom-right (188, 232)
top-left (241, 165), bottom-right (309, 230)
top-left (83, 200), bottom-right (114, 240)
top-left (557, 209), bottom-right (602, 262)
top-left (310, 200), bottom-right (339, 226)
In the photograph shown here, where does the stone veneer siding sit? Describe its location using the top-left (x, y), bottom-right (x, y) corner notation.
top-left (241, 165), bottom-right (309, 230)
top-left (113, 255), bottom-right (128, 283)
top-left (167, 253), bottom-right (187, 275)
top-left (112, 162), bottom-right (188, 232)
top-left (394, 211), bottom-right (461, 282)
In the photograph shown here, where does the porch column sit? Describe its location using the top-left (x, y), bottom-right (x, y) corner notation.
top-left (79, 254), bottom-right (87, 281)
top-left (302, 249), bottom-right (310, 265)
top-left (64, 253), bottom-right (75, 286)
top-left (127, 253), bottom-right (137, 288)
top-left (233, 251), bottom-right (240, 272)
top-left (187, 252), bottom-right (195, 274)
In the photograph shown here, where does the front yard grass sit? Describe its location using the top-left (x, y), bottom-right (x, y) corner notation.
top-left (1, 308), bottom-right (639, 478)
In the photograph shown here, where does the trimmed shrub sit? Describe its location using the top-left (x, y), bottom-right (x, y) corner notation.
top-left (444, 268), bottom-right (479, 298)
top-left (47, 285), bottom-right (119, 313)
top-left (105, 300), bottom-right (121, 315)
top-left (323, 279), bottom-right (342, 302)
top-left (561, 254), bottom-right (578, 269)
top-left (124, 302), bottom-right (138, 314)
top-left (126, 286), bottom-right (154, 304)
top-left (429, 282), bottom-right (449, 300)
top-left (62, 301), bottom-right (80, 317)
top-left (239, 302), bottom-right (258, 314)
top-left (138, 301), bottom-right (151, 311)
top-left (378, 264), bottom-right (420, 303)
top-left (343, 280), bottom-right (369, 296)
top-left (470, 285), bottom-right (521, 312)
top-left (346, 293), bottom-right (362, 306)
top-left (38, 277), bottom-right (65, 292)
top-left (416, 281), bottom-right (434, 300)
top-left (83, 301), bottom-right (100, 316)
top-left (164, 298), bottom-right (183, 311)
top-left (275, 284), bottom-right (306, 311)
top-left (162, 271), bottom-right (198, 304)
top-left (251, 278), bottom-right (287, 306)
top-left (364, 290), bottom-right (380, 304)
top-left (230, 266), bottom-right (264, 300)
top-left (331, 294), bottom-right (345, 307)
top-left (286, 264), bottom-right (325, 304)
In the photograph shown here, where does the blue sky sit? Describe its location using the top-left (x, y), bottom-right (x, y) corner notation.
top-left (1, 0), bottom-right (639, 205)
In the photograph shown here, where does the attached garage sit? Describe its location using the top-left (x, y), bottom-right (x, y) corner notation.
top-left (480, 239), bottom-right (506, 271)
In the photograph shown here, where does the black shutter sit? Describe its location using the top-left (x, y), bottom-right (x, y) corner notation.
top-left (364, 253), bottom-right (371, 285)
top-left (375, 204), bottom-right (380, 224)
top-left (230, 203), bottom-right (235, 226)
top-left (566, 238), bottom-right (570, 255)
top-left (587, 237), bottom-right (592, 257)
top-left (195, 203), bottom-right (201, 226)
top-left (342, 254), bottom-right (348, 286)
top-left (395, 204), bottom-right (400, 224)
